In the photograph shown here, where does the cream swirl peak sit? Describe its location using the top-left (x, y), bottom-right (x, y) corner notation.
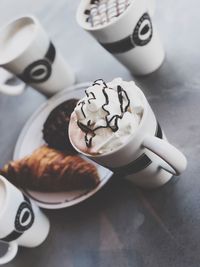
top-left (69, 78), bottom-right (144, 155)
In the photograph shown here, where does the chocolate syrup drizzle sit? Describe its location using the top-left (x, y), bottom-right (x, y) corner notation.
top-left (85, 90), bottom-right (96, 103)
top-left (77, 101), bottom-right (86, 118)
top-left (77, 79), bottom-right (130, 148)
top-left (93, 79), bottom-right (107, 87)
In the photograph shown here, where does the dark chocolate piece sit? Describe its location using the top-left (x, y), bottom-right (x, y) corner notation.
top-left (43, 99), bottom-right (79, 152)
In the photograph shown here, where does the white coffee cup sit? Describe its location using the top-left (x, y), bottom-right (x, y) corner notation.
top-left (77, 0), bottom-right (164, 76)
top-left (69, 83), bottom-right (187, 188)
top-left (0, 175), bottom-right (50, 265)
top-left (0, 15), bottom-right (75, 96)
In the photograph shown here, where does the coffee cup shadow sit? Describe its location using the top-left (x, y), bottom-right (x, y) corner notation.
top-left (98, 176), bottom-right (188, 265)
top-left (134, 57), bottom-right (185, 96)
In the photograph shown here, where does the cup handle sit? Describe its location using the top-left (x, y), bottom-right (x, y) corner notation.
top-left (0, 83), bottom-right (26, 96)
top-left (0, 68), bottom-right (26, 96)
top-left (0, 242), bottom-right (18, 265)
top-left (142, 135), bottom-right (187, 176)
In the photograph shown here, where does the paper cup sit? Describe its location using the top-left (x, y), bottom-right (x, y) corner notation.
top-left (77, 0), bottom-right (164, 76)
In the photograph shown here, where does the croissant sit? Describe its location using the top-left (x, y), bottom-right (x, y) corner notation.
top-left (0, 146), bottom-right (100, 192)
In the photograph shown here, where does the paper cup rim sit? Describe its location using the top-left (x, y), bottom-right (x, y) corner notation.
top-left (69, 84), bottom-right (148, 158)
top-left (0, 15), bottom-right (40, 65)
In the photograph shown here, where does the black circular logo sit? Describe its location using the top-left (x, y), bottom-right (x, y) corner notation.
top-left (23, 59), bottom-right (52, 84)
top-left (15, 202), bottom-right (34, 232)
top-left (132, 13), bottom-right (153, 46)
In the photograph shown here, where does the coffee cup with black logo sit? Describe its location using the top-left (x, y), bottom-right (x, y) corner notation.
top-left (0, 15), bottom-right (75, 96)
top-left (0, 175), bottom-right (50, 265)
top-left (69, 79), bottom-right (187, 188)
top-left (77, 0), bottom-right (164, 76)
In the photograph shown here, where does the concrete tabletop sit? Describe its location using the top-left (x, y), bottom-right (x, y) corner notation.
top-left (0, 0), bottom-right (198, 266)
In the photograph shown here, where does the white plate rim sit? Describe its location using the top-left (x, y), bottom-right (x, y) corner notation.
top-left (13, 82), bottom-right (113, 209)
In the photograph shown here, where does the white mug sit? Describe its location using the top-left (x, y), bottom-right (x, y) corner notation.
top-left (77, 0), bottom-right (164, 76)
top-left (0, 15), bottom-right (75, 96)
top-left (0, 175), bottom-right (50, 265)
top-left (69, 82), bottom-right (187, 188)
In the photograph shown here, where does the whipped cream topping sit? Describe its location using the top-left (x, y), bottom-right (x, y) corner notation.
top-left (84, 0), bottom-right (132, 28)
top-left (69, 78), bottom-right (144, 155)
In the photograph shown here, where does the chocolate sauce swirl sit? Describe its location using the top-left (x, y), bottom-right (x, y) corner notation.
top-left (77, 101), bottom-right (86, 118)
top-left (85, 90), bottom-right (96, 103)
top-left (77, 79), bottom-right (130, 148)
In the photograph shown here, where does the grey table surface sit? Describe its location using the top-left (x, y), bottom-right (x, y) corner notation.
top-left (0, 0), bottom-right (199, 266)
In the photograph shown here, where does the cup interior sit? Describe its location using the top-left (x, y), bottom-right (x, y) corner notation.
top-left (0, 16), bottom-right (37, 65)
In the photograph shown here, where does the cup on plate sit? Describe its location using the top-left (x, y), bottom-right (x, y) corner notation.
top-left (0, 175), bottom-right (50, 265)
top-left (69, 79), bottom-right (187, 188)
top-left (76, 0), bottom-right (164, 76)
top-left (0, 15), bottom-right (75, 96)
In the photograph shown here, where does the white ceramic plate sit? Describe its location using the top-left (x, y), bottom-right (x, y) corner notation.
top-left (14, 83), bottom-right (113, 209)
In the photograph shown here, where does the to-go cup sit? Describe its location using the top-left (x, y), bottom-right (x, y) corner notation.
top-left (77, 0), bottom-right (164, 76)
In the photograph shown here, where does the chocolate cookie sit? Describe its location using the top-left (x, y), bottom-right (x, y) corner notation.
top-left (43, 99), bottom-right (79, 152)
